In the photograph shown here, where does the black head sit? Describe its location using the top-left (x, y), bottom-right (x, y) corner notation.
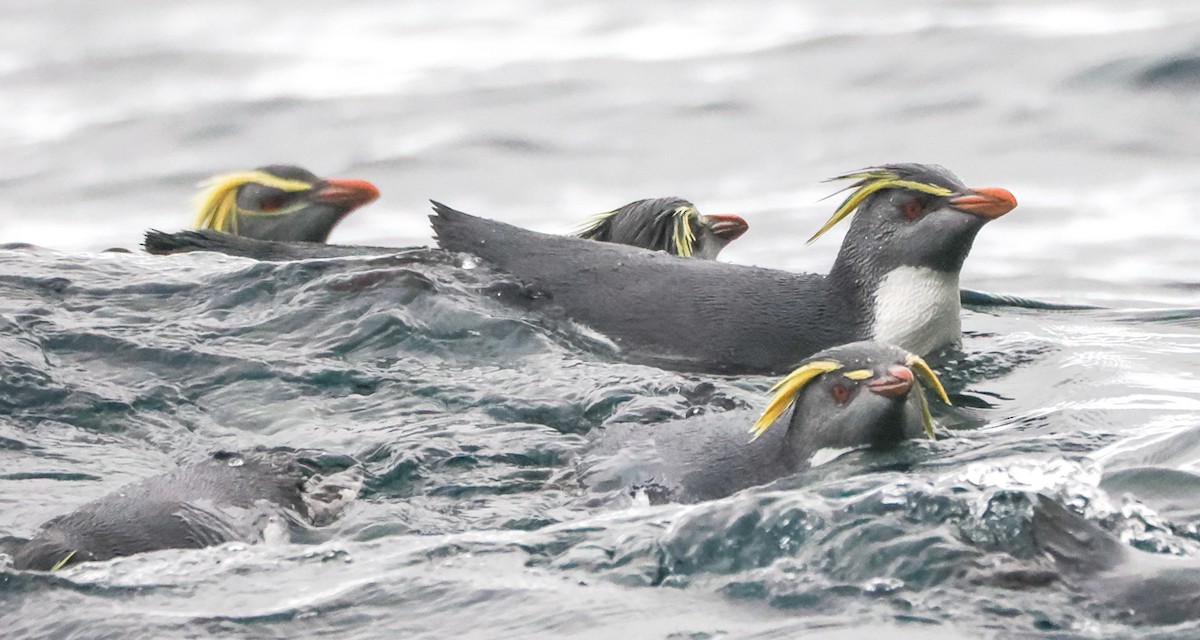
top-left (815, 164), bottom-right (1017, 280)
top-left (750, 341), bottom-right (948, 464)
top-left (576, 197), bottom-right (748, 259)
top-left (193, 164), bottom-right (380, 243)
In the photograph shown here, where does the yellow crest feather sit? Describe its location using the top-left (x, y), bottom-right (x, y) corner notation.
top-left (50, 549), bottom-right (77, 572)
top-left (193, 171), bottom-right (312, 233)
top-left (914, 383), bottom-right (936, 441)
top-left (904, 352), bottom-right (950, 440)
top-left (904, 353), bottom-right (951, 405)
top-left (574, 209), bottom-right (620, 238)
top-left (807, 169), bottom-right (955, 244)
top-left (749, 359), bottom-right (841, 440)
top-left (672, 206), bottom-right (698, 257)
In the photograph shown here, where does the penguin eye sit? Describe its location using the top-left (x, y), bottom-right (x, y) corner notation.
top-left (901, 199), bottom-right (924, 221)
top-left (258, 195), bottom-right (287, 212)
top-left (830, 383), bottom-right (851, 404)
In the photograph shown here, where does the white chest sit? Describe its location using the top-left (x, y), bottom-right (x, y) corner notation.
top-left (870, 266), bottom-right (962, 355)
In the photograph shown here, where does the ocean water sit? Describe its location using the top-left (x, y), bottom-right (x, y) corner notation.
top-left (2, 1), bottom-right (1200, 638)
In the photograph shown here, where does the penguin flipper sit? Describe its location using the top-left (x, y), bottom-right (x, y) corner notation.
top-left (959, 288), bottom-right (1100, 311)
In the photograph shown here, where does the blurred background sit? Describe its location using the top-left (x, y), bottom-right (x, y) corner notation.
top-left (0, 0), bottom-right (1198, 301)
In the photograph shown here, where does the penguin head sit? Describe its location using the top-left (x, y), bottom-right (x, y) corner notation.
top-left (813, 164), bottom-right (1017, 276)
top-left (576, 197), bottom-right (748, 259)
top-left (11, 528), bottom-right (93, 571)
top-left (750, 341), bottom-right (949, 461)
top-left (193, 165), bottom-right (380, 242)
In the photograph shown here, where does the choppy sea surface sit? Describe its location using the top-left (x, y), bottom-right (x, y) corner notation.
top-left (2, 1), bottom-right (1200, 638)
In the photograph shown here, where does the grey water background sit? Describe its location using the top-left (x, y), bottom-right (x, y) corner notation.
top-left (2, 0), bottom-right (1200, 638)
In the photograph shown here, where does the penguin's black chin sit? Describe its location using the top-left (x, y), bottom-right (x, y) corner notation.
top-left (868, 415), bottom-right (912, 448)
top-left (860, 394), bottom-right (915, 449)
top-left (906, 208), bottom-right (987, 273)
top-left (236, 204), bottom-right (353, 243)
top-left (906, 187), bottom-right (1013, 269)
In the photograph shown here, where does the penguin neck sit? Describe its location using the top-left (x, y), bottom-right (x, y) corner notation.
top-left (236, 209), bottom-right (345, 242)
top-left (828, 254), bottom-right (962, 355)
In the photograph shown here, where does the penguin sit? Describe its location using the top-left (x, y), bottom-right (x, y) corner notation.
top-left (979, 494), bottom-right (1200, 626)
top-left (574, 197), bottom-right (748, 259)
top-left (431, 164), bottom-right (1017, 373)
top-left (191, 165), bottom-right (380, 242)
top-left (144, 197), bottom-right (747, 260)
top-left (581, 341), bottom-right (948, 503)
top-left (4, 449), bottom-right (362, 571)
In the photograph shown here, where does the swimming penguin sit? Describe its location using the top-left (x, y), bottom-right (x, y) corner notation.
top-left (4, 449), bottom-right (361, 571)
top-left (582, 341), bottom-right (948, 503)
top-left (144, 196), bottom-right (747, 260)
top-left (431, 164), bottom-right (1017, 373)
top-left (981, 494), bottom-right (1200, 626)
top-left (191, 165), bottom-right (380, 242)
top-left (574, 197), bottom-right (748, 259)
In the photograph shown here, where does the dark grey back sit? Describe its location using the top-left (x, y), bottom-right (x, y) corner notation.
top-left (431, 201), bottom-right (860, 374)
top-left (583, 408), bottom-right (797, 503)
top-left (144, 229), bottom-right (399, 259)
top-left (12, 451), bottom-right (315, 571)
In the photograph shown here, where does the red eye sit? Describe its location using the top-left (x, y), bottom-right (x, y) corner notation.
top-left (259, 196), bottom-right (286, 212)
top-left (831, 384), bottom-right (851, 404)
top-left (902, 200), bottom-right (923, 220)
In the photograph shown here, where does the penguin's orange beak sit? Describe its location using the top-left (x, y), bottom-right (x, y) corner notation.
top-left (949, 188), bottom-right (1017, 219)
top-left (313, 179), bottom-right (381, 210)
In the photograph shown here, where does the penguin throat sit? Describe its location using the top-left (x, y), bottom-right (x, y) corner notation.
top-left (236, 207), bottom-right (344, 243)
top-left (870, 266), bottom-right (961, 355)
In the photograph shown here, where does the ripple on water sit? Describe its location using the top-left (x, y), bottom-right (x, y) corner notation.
top-left (3, 213), bottom-right (1200, 637)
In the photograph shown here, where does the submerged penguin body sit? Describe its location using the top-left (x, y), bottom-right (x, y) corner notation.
top-left (9, 449), bottom-right (361, 571)
top-left (144, 229), bottom-right (404, 260)
top-left (585, 407), bottom-right (807, 504)
top-left (1011, 495), bottom-right (1200, 627)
